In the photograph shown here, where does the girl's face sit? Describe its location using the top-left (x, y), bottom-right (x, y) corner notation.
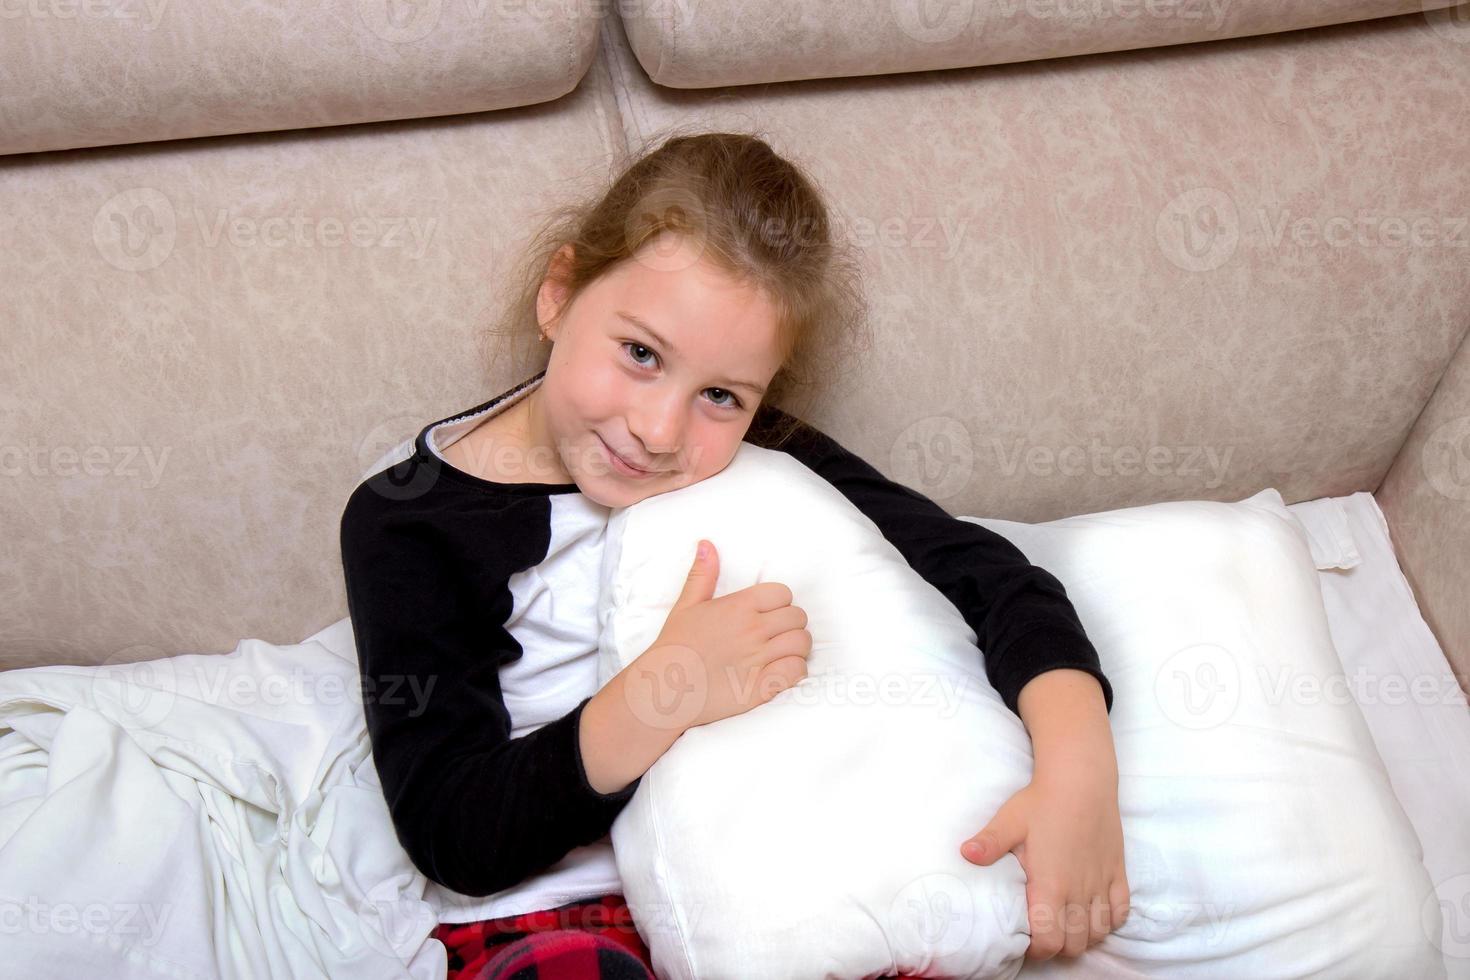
top-left (529, 233), bottom-right (787, 509)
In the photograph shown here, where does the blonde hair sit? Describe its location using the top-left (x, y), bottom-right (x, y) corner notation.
top-left (481, 125), bottom-right (870, 449)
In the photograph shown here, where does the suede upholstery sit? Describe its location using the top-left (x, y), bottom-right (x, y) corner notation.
top-left (2, 2), bottom-right (1466, 693)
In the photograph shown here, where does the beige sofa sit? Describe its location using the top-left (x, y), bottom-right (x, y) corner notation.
top-left (2, 2), bottom-right (1467, 700)
top-left (3, 4), bottom-right (1470, 980)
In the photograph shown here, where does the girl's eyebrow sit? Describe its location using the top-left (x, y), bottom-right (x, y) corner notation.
top-left (615, 309), bottom-right (768, 397)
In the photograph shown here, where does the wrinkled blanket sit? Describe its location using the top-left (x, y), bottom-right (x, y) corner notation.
top-left (0, 617), bottom-right (445, 980)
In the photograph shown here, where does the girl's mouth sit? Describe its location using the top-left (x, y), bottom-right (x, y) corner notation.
top-left (599, 435), bottom-right (659, 478)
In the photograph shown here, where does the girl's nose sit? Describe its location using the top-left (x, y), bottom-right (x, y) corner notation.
top-left (629, 402), bottom-right (685, 457)
top-left (629, 424), bottom-right (679, 459)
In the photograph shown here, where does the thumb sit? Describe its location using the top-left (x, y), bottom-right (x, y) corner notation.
top-left (962, 808), bottom-right (1025, 866)
top-left (673, 539), bottom-right (719, 610)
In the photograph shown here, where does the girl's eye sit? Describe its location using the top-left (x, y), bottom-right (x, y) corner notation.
top-left (706, 388), bottom-right (741, 410)
top-left (619, 341), bottom-right (744, 411)
top-left (623, 341), bottom-right (657, 368)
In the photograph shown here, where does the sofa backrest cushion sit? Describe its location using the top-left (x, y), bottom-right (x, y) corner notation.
top-left (620, 0), bottom-right (1461, 88)
top-left (0, 0), bottom-right (607, 155)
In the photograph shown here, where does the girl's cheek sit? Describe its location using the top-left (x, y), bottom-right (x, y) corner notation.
top-left (581, 367), bottom-right (623, 408)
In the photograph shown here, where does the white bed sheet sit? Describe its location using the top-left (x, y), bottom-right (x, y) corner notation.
top-left (1286, 491), bottom-right (1470, 979)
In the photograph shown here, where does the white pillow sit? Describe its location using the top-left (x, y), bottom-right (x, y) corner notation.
top-left (966, 489), bottom-right (1444, 980)
top-left (597, 442), bottom-right (1444, 979)
top-left (598, 443), bottom-right (1034, 980)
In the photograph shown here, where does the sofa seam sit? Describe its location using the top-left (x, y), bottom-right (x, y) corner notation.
top-left (603, 10), bottom-right (644, 154)
top-left (661, 0), bottom-right (674, 84)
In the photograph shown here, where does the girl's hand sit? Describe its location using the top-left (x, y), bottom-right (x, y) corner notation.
top-left (960, 765), bottom-right (1129, 960)
top-left (641, 538), bottom-right (812, 733)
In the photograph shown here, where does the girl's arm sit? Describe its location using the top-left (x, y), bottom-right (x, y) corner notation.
top-left (340, 470), bottom-right (641, 899)
top-left (743, 403), bottom-right (1113, 718)
top-left (744, 404), bottom-right (1128, 960)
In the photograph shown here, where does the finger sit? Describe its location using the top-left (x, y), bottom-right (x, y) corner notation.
top-left (746, 580), bottom-right (794, 612)
top-left (1061, 893), bottom-right (1090, 958)
top-left (760, 603), bottom-right (808, 641)
top-left (963, 806), bottom-right (1026, 867)
top-left (1087, 892), bottom-right (1110, 947)
top-left (1110, 876), bottom-right (1131, 930)
top-left (1024, 888), bottom-right (1064, 961)
top-left (763, 627), bottom-right (811, 664)
top-left (673, 539), bottom-right (719, 609)
top-left (756, 655), bottom-right (806, 702)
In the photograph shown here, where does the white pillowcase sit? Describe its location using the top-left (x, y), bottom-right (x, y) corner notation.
top-left (962, 490), bottom-right (1444, 979)
top-left (597, 442), bottom-right (1444, 979)
top-left (597, 443), bottom-right (1035, 980)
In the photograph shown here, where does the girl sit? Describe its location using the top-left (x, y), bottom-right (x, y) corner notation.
top-left (340, 131), bottom-right (1127, 980)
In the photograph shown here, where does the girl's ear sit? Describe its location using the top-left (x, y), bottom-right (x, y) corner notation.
top-left (536, 243), bottom-right (577, 340)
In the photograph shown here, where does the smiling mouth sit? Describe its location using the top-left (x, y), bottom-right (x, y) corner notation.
top-left (600, 436), bottom-right (660, 475)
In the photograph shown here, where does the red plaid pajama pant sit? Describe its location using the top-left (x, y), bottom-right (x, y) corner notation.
top-left (433, 893), bottom-right (656, 980)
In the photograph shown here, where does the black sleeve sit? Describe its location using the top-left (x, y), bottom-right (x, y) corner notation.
top-left (338, 474), bottom-right (640, 898)
top-left (746, 405), bottom-right (1113, 718)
